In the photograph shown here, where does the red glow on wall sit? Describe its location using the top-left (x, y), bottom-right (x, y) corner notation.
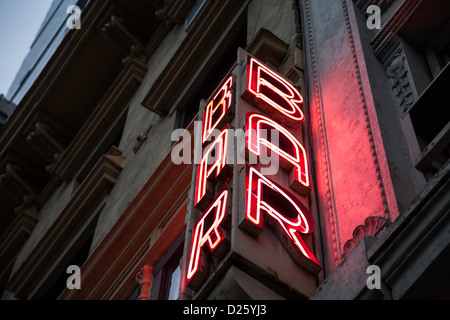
top-left (202, 76), bottom-right (233, 145)
top-left (242, 166), bottom-right (321, 268)
top-left (245, 56), bottom-right (305, 127)
top-left (195, 126), bottom-right (231, 208)
top-left (246, 112), bottom-right (311, 195)
top-left (187, 189), bottom-right (229, 284)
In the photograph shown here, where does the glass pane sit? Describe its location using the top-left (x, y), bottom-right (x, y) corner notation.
top-left (167, 265), bottom-right (181, 300)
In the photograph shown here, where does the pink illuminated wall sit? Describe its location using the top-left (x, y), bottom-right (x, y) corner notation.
top-left (303, 0), bottom-right (399, 267)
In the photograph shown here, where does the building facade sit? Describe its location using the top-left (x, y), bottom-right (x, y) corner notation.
top-left (0, 95), bottom-right (16, 129)
top-left (0, 0), bottom-right (449, 300)
top-left (6, 0), bottom-right (90, 105)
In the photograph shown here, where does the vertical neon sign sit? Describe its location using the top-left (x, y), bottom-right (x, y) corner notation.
top-left (187, 54), bottom-right (321, 290)
top-left (246, 112), bottom-right (311, 195)
top-left (244, 57), bottom-right (305, 127)
top-left (187, 189), bottom-right (229, 285)
top-left (202, 76), bottom-right (233, 145)
top-left (242, 55), bottom-right (320, 271)
top-left (241, 166), bottom-right (320, 271)
top-left (195, 125), bottom-right (231, 209)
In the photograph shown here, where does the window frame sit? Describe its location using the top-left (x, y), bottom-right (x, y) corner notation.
top-left (149, 230), bottom-right (185, 300)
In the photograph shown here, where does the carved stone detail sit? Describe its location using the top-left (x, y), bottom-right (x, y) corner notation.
top-left (155, 0), bottom-right (179, 29)
top-left (155, 0), bottom-right (196, 29)
top-left (6, 146), bottom-right (126, 299)
top-left (0, 201), bottom-right (40, 277)
top-left (0, 171), bottom-right (25, 204)
top-left (101, 15), bottom-right (146, 64)
top-left (341, 216), bottom-right (386, 259)
top-left (0, 163), bottom-right (39, 204)
top-left (386, 53), bottom-right (414, 113)
top-left (26, 121), bottom-right (66, 163)
top-left (246, 29), bottom-right (289, 69)
top-left (133, 125), bottom-right (153, 153)
top-left (371, 0), bottom-right (422, 62)
top-left (17, 199), bottom-right (40, 235)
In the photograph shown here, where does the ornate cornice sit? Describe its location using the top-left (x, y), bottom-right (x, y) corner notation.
top-left (58, 118), bottom-right (196, 300)
top-left (155, 0), bottom-right (197, 29)
top-left (303, 0), bottom-right (340, 263)
top-left (48, 58), bottom-right (147, 181)
top-left (302, 0), bottom-right (399, 266)
top-left (141, 1), bottom-right (249, 116)
top-left (0, 205), bottom-right (40, 275)
top-left (341, 216), bottom-right (386, 259)
top-left (246, 29), bottom-right (288, 70)
top-left (386, 52), bottom-right (414, 113)
top-left (371, 0), bottom-right (423, 64)
top-left (6, 146), bottom-right (126, 299)
top-left (342, 0), bottom-right (391, 221)
top-left (101, 15), bottom-right (146, 64)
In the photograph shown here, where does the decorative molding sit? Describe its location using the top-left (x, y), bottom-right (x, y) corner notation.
top-left (141, 1), bottom-right (248, 116)
top-left (101, 15), bottom-right (146, 65)
top-left (26, 121), bottom-right (67, 163)
top-left (0, 167), bottom-right (31, 205)
top-left (0, 207), bottom-right (40, 276)
top-left (246, 29), bottom-right (289, 69)
top-left (371, 0), bottom-right (422, 63)
top-left (304, 0), bottom-right (341, 263)
top-left (303, 0), bottom-right (396, 264)
top-left (293, 0), bottom-right (303, 49)
top-left (341, 0), bottom-right (391, 221)
top-left (155, 0), bottom-right (197, 29)
top-left (0, 153), bottom-right (48, 272)
top-left (133, 125), bottom-right (153, 153)
top-left (0, 0), bottom-right (119, 157)
top-left (0, 158), bottom-right (44, 205)
top-left (341, 215), bottom-right (386, 259)
top-left (0, 0), bottom-right (132, 257)
top-left (6, 146), bottom-right (126, 299)
top-left (48, 58), bottom-right (147, 181)
top-left (367, 162), bottom-right (449, 299)
top-left (0, 1), bottom-right (160, 293)
top-left (386, 52), bottom-right (414, 114)
top-left (58, 117), bottom-right (196, 300)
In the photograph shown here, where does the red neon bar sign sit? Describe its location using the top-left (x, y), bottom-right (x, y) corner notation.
top-left (195, 125), bottom-right (232, 208)
top-left (245, 56), bottom-right (305, 127)
top-left (246, 112), bottom-right (311, 195)
top-left (202, 75), bottom-right (233, 145)
top-left (188, 55), bottom-right (320, 288)
top-left (188, 189), bottom-right (229, 283)
top-left (242, 166), bottom-right (320, 268)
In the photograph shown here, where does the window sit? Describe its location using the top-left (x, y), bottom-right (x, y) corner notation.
top-left (397, 1), bottom-right (450, 180)
top-left (423, 18), bottom-right (450, 79)
top-left (149, 231), bottom-right (185, 300)
top-left (162, 255), bottom-right (182, 300)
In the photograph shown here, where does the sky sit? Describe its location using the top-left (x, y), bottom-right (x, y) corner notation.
top-left (0, 0), bottom-right (54, 96)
